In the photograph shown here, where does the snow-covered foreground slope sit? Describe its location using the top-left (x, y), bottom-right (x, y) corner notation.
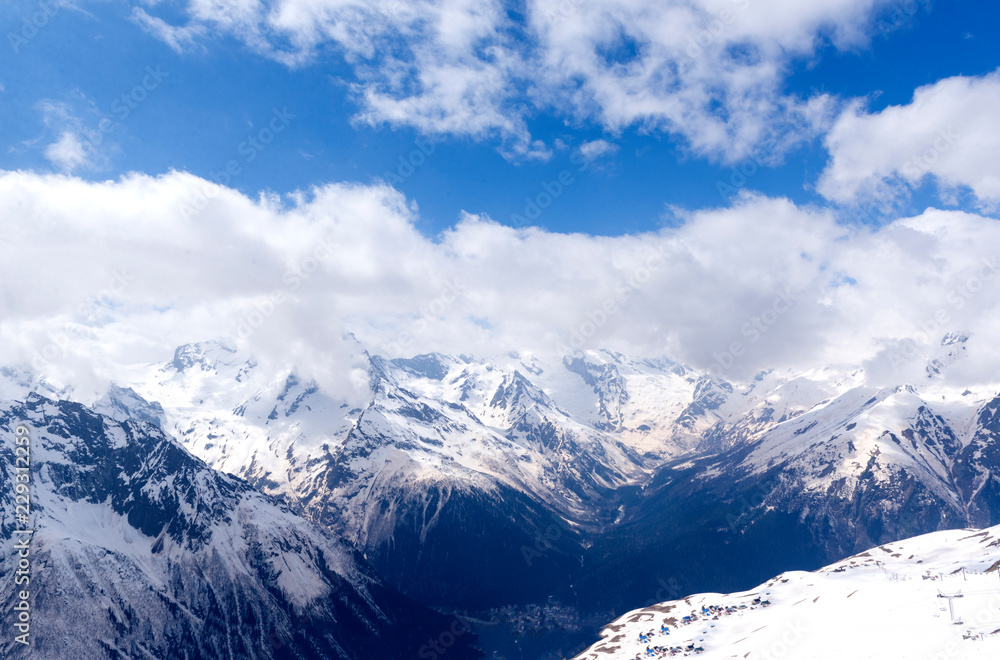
top-left (575, 526), bottom-right (1000, 660)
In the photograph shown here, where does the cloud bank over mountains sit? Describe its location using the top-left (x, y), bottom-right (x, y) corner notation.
top-left (2, 169), bottom-right (999, 401)
top-left (4, 2), bottom-right (999, 400)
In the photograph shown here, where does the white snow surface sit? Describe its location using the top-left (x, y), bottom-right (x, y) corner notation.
top-left (575, 526), bottom-right (1000, 660)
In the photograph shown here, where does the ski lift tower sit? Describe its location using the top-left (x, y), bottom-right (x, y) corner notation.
top-left (937, 591), bottom-right (964, 622)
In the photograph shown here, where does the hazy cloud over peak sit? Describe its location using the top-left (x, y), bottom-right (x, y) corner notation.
top-left (3, 169), bottom-right (1000, 400)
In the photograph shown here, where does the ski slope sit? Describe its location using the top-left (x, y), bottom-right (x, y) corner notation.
top-left (575, 526), bottom-right (1000, 659)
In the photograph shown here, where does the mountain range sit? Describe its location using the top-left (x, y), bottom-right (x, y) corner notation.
top-left (4, 333), bottom-right (1000, 657)
top-left (0, 388), bottom-right (482, 659)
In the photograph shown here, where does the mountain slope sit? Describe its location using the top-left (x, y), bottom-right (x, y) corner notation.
top-left (93, 342), bottom-right (999, 604)
top-left (575, 525), bottom-right (1000, 660)
top-left (0, 392), bottom-right (482, 660)
top-left (13, 338), bottom-right (1000, 626)
top-left (114, 344), bottom-right (673, 608)
top-left (579, 381), bottom-right (1000, 607)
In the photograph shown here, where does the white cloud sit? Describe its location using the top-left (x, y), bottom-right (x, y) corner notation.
top-left (576, 139), bottom-right (618, 162)
top-left (43, 131), bottom-right (90, 171)
top-left (36, 99), bottom-right (97, 171)
top-left (3, 170), bottom-right (1000, 398)
top-left (818, 69), bottom-right (1000, 208)
top-left (130, 7), bottom-right (207, 54)
top-left (129, 0), bottom-right (894, 161)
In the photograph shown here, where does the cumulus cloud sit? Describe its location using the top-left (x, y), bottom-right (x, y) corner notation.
top-left (36, 100), bottom-right (95, 171)
top-left (126, 0), bottom-right (895, 161)
top-left (819, 69), bottom-right (1000, 208)
top-left (43, 131), bottom-right (90, 171)
top-left (575, 139), bottom-right (618, 162)
top-left (34, 96), bottom-right (119, 172)
top-left (3, 170), bottom-right (1000, 399)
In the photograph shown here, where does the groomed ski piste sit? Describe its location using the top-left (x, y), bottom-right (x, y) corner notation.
top-left (574, 525), bottom-right (1000, 659)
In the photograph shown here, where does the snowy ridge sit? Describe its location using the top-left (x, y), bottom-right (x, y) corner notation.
top-left (697, 379), bottom-right (1000, 554)
top-left (114, 344), bottom-right (715, 538)
top-left (0, 392), bottom-right (482, 659)
top-left (6, 337), bottom-right (1000, 617)
top-left (114, 342), bottom-right (1000, 530)
top-left (575, 525), bottom-right (1000, 660)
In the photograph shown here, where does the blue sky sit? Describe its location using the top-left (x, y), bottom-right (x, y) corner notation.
top-left (5, 0), bottom-right (1000, 391)
top-left (2, 0), bottom-right (997, 237)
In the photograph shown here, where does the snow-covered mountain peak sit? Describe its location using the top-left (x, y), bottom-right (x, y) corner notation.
top-left (170, 338), bottom-right (237, 370)
top-left (0, 392), bottom-right (483, 659)
top-left (388, 352), bottom-right (455, 380)
top-left (163, 339), bottom-right (259, 387)
top-left (92, 384), bottom-right (168, 427)
top-left (10, 338), bottom-right (1000, 640)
